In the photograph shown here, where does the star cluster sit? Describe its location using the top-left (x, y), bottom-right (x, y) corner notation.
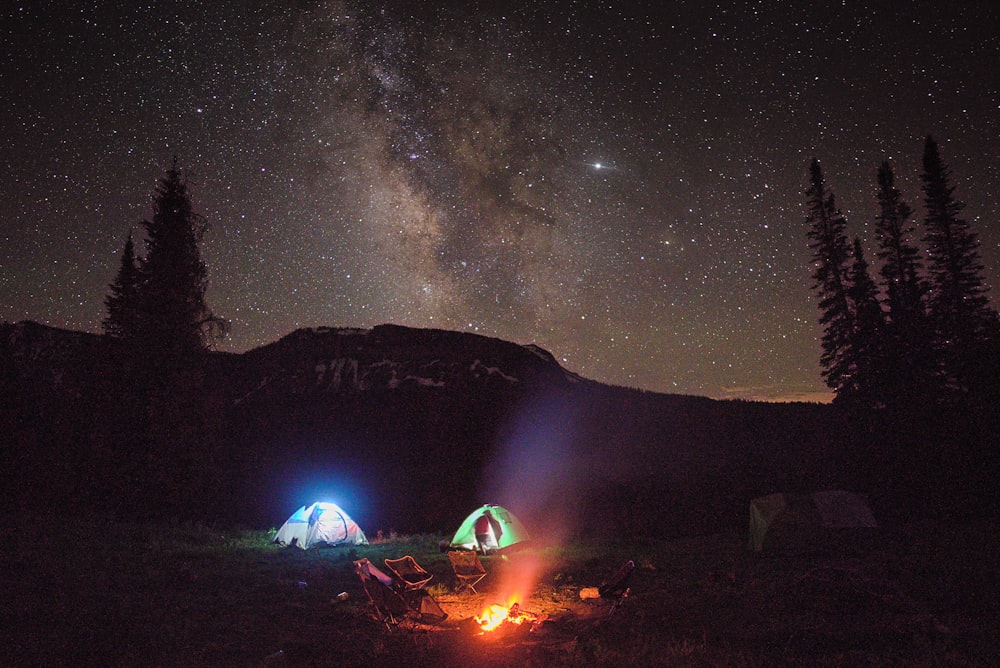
top-left (2, 1), bottom-right (998, 401)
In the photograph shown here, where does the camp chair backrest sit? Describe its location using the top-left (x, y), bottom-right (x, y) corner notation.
top-left (355, 558), bottom-right (396, 588)
top-left (448, 550), bottom-right (487, 593)
top-left (384, 555), bottom-right (433, 590)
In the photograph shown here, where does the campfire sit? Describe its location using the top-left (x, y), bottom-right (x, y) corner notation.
top-left (474, 602), bottom-right (542, 639)
top-left (465, 548), bottom-right (549, 640)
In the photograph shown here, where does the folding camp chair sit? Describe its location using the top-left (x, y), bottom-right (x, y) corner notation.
top-left (599, 559), bottom-right (634, 618)
top-left (448, 550), bottom-right (487, 594)
top-left (384, 555), bottom-right (433, 591)
top-left (384, 556), bottom-right (448, 624)
top-left (357, 557), bottom-right (447, 628)
top-left (354, 558), bottom-right (411, 630)
top-left (404, 588), bottom-right (448, 624)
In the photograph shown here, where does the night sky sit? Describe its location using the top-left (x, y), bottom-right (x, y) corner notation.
top-left (3, 1), bottom-right (998, 402)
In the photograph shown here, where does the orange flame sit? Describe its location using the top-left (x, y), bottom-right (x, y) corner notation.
top-left (475, 601), bottom-right (538, 634)
top-left (476, 603), bottom-right (516, 632)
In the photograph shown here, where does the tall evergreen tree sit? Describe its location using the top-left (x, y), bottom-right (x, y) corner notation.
top-left (844, 237), bottom-right (887, 404)
top-left (136, 158), bottom-right (226, 357)
top-left (103, 231), bottom-right (142, 340)
top-left (920, 136), bottom-right (997, 395)
top-left (873, 160), bottom-right (935, 402)
top-left (875, 161), bottom-right (925, 319)
top-left (805, 159), bottom-right (855, 397)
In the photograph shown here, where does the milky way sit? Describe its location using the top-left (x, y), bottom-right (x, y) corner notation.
top-left (3, 1), bottom-right (998, 401)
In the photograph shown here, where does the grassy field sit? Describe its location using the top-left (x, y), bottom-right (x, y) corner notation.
top-left (5, 517), bottom-right (998, 666)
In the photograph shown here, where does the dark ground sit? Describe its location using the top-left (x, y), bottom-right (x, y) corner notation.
top-left (5, 517), bottom-right (998, 666)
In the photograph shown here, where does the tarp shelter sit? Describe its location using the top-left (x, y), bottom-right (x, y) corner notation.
top-left (450, 504), bottom-right (528, 552)
top-left (749, 490), bottom-right (877, 553)
top-left (275, 502), bottom-right (368, 549)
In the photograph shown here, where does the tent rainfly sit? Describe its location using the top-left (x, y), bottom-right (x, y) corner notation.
top-left (749, 490), bottom-right (877, 553)
top-left (450, 504), bottom-right (529, 553)
top-left (275, 502), bottom-right (368, 549)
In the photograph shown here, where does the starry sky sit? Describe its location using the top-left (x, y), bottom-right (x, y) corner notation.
top-left (3, 1), bottom-right (998, 402)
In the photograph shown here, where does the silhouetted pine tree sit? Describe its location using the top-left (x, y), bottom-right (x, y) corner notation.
top-left (873, 161), bottom-right (936, 404)
top-left (135, 158), bottom-right (226, 357)
top-left (806, 160), bottom-right (855, 398)
top-left (920, 136), bottom-right (998, 397)
top-left (843, 237), bottom-right (886, 405)
top-left (101, 230), bottom-right (149, 512)
top-left (103, 231), bottom-right (142, 340)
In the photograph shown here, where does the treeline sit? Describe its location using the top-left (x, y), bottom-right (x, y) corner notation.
top-left (806, 136), bottom-right (1000, 503)
top-left (807, 136), bottom-right (999, 409)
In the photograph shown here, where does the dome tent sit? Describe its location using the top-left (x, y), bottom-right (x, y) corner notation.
top-left (275, 502), bottom-right (368, 549)
top-left (450, 504), bottom-right (529, 553)
top-left (749, 490), bottom-right (877, 554)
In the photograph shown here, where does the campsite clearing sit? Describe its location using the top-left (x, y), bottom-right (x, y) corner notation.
top-left (6, 517), bottom-right (999, 666)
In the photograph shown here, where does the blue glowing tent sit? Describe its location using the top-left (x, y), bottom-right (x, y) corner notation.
top-left (275, 502), bottom-right (369, 549)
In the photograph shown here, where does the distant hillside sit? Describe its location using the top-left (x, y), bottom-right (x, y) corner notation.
top-left (2, 320), bottom-right (869, 535)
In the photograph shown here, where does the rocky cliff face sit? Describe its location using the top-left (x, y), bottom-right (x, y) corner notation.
top-left (226, 323), bottom-right (586, 402)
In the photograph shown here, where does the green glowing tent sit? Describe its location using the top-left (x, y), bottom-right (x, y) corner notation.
top-left (450, 504), bottom-right (529, 553)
